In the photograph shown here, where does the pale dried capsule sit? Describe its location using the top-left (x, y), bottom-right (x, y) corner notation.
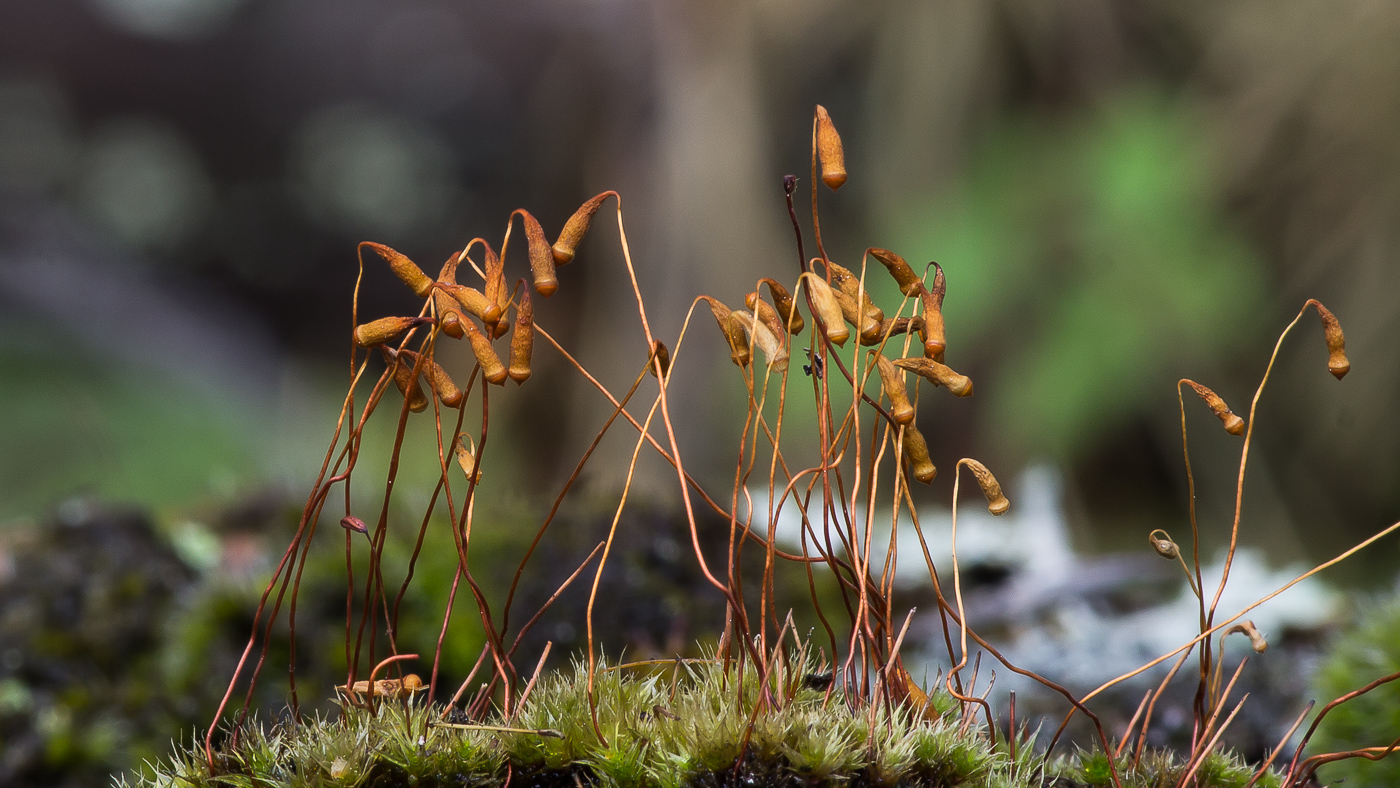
top-left (354, 316), bottom-right (430, 348)
top-left (744, 292), bottom-right (787, 341)
top-left (869, 248), bottom-right (923, 297)
top-left (813, 263), bottom-right (882, 344)
top-left (893, 357), bottom-right (972, 397)
top-left (825, 260), bottom-right (885, 325)
top-left (964, 459), bottom-right (1010, 516)
top-left (454, 434), bottom-right (483, 483)
top-left (508, 284), bottom-right (534, 384)
top-left (901, 426), bottom-right (936, 484)
top-left (919, 263), bottom-right (947, 362)
top-left (381, 348), bottom-right (428, 412)
top-left (461, 318), bottom-right (508, 385)
top-left (1224, 621), bottom-right (1268, 653)
top-left (732, 309), bottom-right (788, 370)
top-left (520, 210), bottom-right (558, 297)
top-left (760, 278), bottom-right (805, 334)
top-left (1147, 529), bottom-right (1180, 560)
top-left (875, 355), bottom-right (915, 425)
top-left (552, 191), bottom-right (614, 265)
top-left (815, 105), bottom-right (846, 190)
top-left (798, 272), bottom-right (848, 346)
top-left (647, 340), bottom-right (671, 379)
top-left (363, 242), bottom-right (433, 297)
top-left (1183, 380), bottom-right (1245, 436)
top-left (700, 296), bottom-right (750, 367)
top-left (433, 290), bottom-right (466, 339)
top-left (400, 350), bottom-right (463, 407)
top-left (1309, 300), bottom-right (1350, 380)
top-left (341, 676), bottom-right (423, 700)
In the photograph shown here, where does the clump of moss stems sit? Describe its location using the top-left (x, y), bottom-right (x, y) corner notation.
top-left (140, 107), bottom-right (1400, 788)
top-left (125, 651), bottom-right (1278, 788)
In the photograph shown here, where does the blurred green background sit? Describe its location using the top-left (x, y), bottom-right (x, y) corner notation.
top-left (1, 0), bottom-right (1399, 785)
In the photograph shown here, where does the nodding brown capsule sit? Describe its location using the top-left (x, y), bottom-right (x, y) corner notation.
top-left (814, 105), bottom-right (847, 190)
top-left (1308, 300), bottom-right (1350, 379)
top-left (454, 434), bottom-right (483, 483)
top-left (341, 673), bottom-right (426, 700)
top-left (399, 350), bottom-right (463, 408)
top-left (964, 459), bottom-right (1010, 516)
top-left (1225, 621), bottom-right (1268, 654)
top-left (1148, 529), bottom-right (1180, 560)
top-left (733, 309), bottom-right (788, 370)
top-left (918, 263), bottom-right (947, 362)
top-left (901, 426), bottom-right (937, 484)
top-left (552, 191), bottom-right (614, 265)
top-left (760, 278), bottom-right (805, 334)
top-left (893, 357), bottom-right (972, 397)
top-left (340, 516), bottom-right (368, 534)
top-left (874, 315), bottom-right (923, 341)
top-left (482, 243), bottom-right (506, 324)
top-left (438, 282), bottom-right (496, 324)
top-left (823, 259), bottom-right (886, 332)
top-left (363, 242), bottom-right (433, 297)
top-left (461, 318), bottom-right (508, 385)
top-left (520, 210), bottom-right (558, 297)
top-left (381, 348), bottom-right (428, 412)
top-left (433, 290), bottom-right (466, 339)
top-left (354, 316), bottom-right (431, 348)
top-left (701, 296), bottom-right (750, 367)
top-left (799, 273), bottom-right (848, 346)
top-left (876, 354), bottom-right (916, 425)
top-left (745, 291), bottom-right (788, 342)
top-left (508, 283), bottom-right (534, 384)
top-left (438, 249), bottom-right (463, 286)
top-left (869, 248), bottom-right (923, 297)
top-left (648, 340), bottom-right (671, 379)
top-left (1183, 380), bottom-right (1245, 436)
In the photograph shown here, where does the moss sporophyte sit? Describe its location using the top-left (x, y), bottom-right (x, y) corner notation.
top-left (126, 106), bottom-right (1399, 788)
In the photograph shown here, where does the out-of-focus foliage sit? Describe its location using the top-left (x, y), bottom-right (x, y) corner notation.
top-left (1311, 595), bottom-right (1400, 788)
top-left (887, 92), bottom-right (1264, 456)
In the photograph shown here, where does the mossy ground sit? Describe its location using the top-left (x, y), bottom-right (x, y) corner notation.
top-left (121, 659), bottom-right (1277, 788)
